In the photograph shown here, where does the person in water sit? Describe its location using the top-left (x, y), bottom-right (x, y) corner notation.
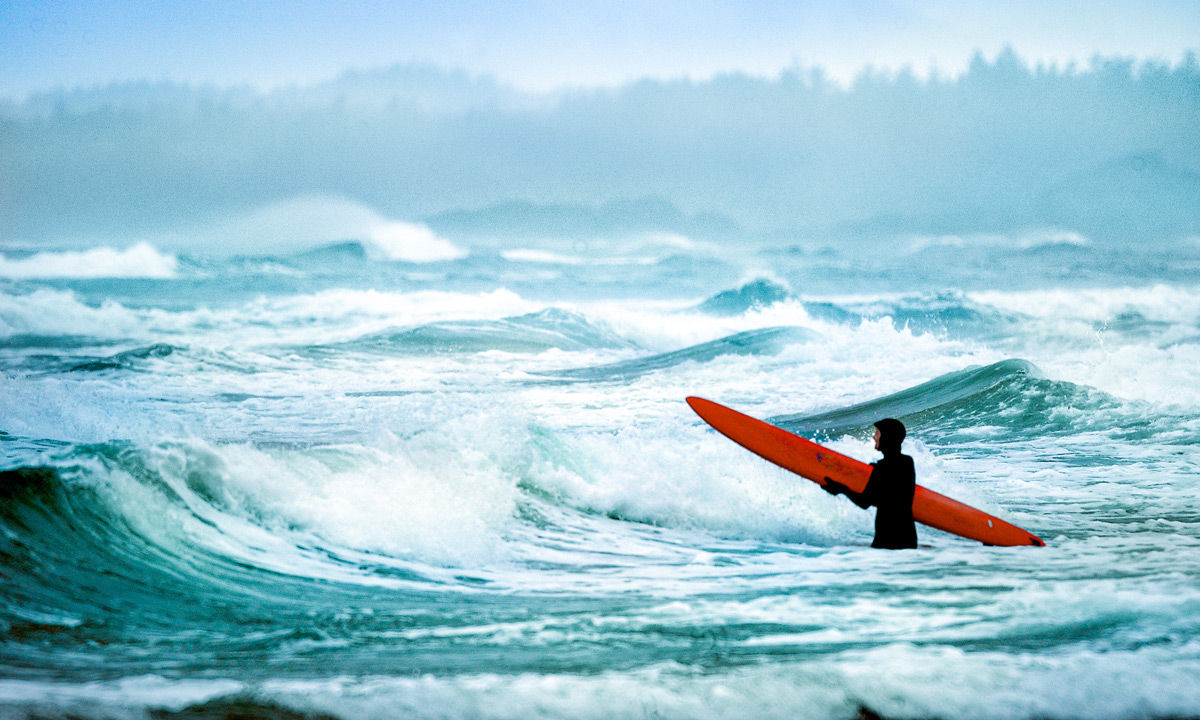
top-left (822, 418), bottom-right (918, 549)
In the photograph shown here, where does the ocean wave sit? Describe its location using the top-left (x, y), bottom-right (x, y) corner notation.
top-left (128, 196), bottom-right (467, 263)
top-left (695, 278), bottom-right (792, 316)
top-left (776, 359), bottom-right (1043, 433)
top-left (219, 228), bottom-right (467, 267)
top-left (966, 285), bottom-right (1200, 407)
top-left (0, 286), bottom-right (546, 345)
top-left (0, 408), bottom-right (854, 603)
top-left (969, 284), bottom-right (1200, 327)
top-left (249, 288), bottom-right (536, 333)
top-left (906, 229), bottom-right (1091, 253)
top-left (289, 240), bottom-right (371, 263)
top-left (789, 291), bottom-right (1017, 340)
top-left (499, 248), bottom-right (665, 266)
top-left (0, 436), bottom-right (523, 595)
top-left (773, 358), bottom-right (1148, 442)
top-left (500, 249), bottom-right (587, 265)
top-left (339, 307), bottom-right (633, 355)
top-left (6, 645), bottom-right (1200, 720)
top-left (0, 243), bottom-right (178, 279)
top-left (0, 289), bottom-right (146, 339)
top-left (366, 221), bottom-right (467, 262)
top-left (538, 326), bottom-right (813, 382)
top-left (1, 342), bottom-right (179, 375)
top-left (67, 343), bottom-right (177, 372)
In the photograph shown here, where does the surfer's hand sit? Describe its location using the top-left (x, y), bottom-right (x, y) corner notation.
top-left (822, 478), bottom-right (844, 495)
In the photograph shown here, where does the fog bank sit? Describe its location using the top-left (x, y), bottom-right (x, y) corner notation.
top-left (2, 51), bottom-right (1197, 249)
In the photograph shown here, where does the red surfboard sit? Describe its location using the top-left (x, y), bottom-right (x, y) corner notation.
top-left (687, 396), bottom-right (1044, 547)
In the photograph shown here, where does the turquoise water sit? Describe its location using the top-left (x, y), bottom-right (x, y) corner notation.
top-left (2, 233), bottom-right (1200, 719)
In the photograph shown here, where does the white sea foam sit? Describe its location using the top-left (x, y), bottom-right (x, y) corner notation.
top-left (0, 288), bottom-right (145, 338)
top-left (969, 284), bottom-right (1200, 324)
top-left (967, 285), bottom-right (1200, 407)
top-left (495, 232), bottom-right (713, 267)
top-left (527, 418), bottom-right (867, 545)
top-left (0, 676), bottom-right (243, 714)
top-left (0, 242), bottom-right (178, 279)
top-left (252, 649), bottom-right (1200, 720)
top-left (231, 287), bottom-right (537, 347)
top-left (907, 228), bottom-right (1091, 253)
top-left (0, 286), bottom-right (539, 346)
top-left (57, 435), bottom-right (523, 585)
top-left (129, 195), bottom-right (467, 261)
top-left (7, 643), bottom-right (1200, 720)
top-left (501, 248), bottom-right (585, 265)
top-left (367, 220), bottom-right (467, 262)
top-left (211, 434), bottom-right (521, 566)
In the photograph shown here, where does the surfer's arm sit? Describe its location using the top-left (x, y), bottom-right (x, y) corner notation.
top-left (821, 477), bottom-right (844, 495)
top-left (842, 485), bottom-right (872, 509)
top-left (845, 465), bottom-right (884, 510)
top-left (822, 477), bottom-right (873, 509)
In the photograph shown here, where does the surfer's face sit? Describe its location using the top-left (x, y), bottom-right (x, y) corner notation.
top-left (873, 428), bottom-right (882, 451)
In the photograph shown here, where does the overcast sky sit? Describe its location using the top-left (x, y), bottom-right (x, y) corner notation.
top-left (2, 0), bottom-right (1199, 98)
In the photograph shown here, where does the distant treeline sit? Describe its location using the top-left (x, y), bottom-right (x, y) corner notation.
top-left (2, 49), bottom-right (1198, 245)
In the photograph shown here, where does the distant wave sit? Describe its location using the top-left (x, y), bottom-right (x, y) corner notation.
top-left (781, 291), bottom-right (1015, 339)
top-left (0, 288), bottom-right (144, 339)
top-left (6, 341), bottom-right (180, 375)
top-left (539, 326), bottom-right (813, 382)
top-left (695, 279), bottom-right (792, 316)
top-left (366, 221), bottom-right (467, 262)
top-left (289, 240), bottom-right (371, 263)
top-left (776, 360), bottom-right (1041, 434)
top-left (501, 249), bottom-right (586, 265)
top-left (117, 196), bottom-right (469, 263)
top-left (337, 308), bottom-right (633, 354)
top-left (0, 243), bottom-right (177, 279)
top-left (67, 343), bottom-right (177, 372)
top-left (498, 247), bottom-right (671, 267)
top-left (276, 231), bottom-right (466, 265)
top-left (872, 293), bottom-right (1013, 338)
top-left (499, 237), bottom-right (705, 267)
top-left (775, 359), bottom-right (1131, 440)
top-left (907, 229), bottom-right (1091, 253)
top-left (969, 284), bottom-right (1200, 326)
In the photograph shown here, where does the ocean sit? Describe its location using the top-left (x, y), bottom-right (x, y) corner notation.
top-left (1, 229), bottom-right (1199, 720)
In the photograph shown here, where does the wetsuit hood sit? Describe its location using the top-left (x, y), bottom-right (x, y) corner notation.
top-left (874, 418), bottom-right (906, 455)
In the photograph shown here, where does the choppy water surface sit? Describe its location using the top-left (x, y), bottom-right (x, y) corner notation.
top-left (2, 235), bottom-right (1199, 719)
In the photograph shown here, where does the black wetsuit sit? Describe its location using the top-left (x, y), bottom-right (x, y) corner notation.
top-left (841, 451), bottom-right (918, 549)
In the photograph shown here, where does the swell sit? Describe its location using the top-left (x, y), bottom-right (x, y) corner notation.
top-left (694, 278), bottom-right (792, 316)
top-left (329, 308), bottom-right (633, 355)
top-left (774, 359), bottom-right (1137, 441)
top-left (0, 451), bottom-right (431, 645)
top-left (538, 326), bottom-right (813, 382)
top-left (0, 435), bottom-right (821, 681)
top-left (4, 343), bottom-right (253, 376)
top-left (0, 463), bottom-right (232, 655)
top-left (65, 343), bottom-right (177, 372)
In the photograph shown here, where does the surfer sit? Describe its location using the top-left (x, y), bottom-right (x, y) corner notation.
top-left (822, 419), bottom-right (918, 549)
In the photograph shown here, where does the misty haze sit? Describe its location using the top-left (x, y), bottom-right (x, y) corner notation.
top-left (3, 49), bottom-right (1197, 252)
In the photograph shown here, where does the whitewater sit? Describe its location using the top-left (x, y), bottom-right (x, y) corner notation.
top-left (2, 229), bottom-right (1199, 720)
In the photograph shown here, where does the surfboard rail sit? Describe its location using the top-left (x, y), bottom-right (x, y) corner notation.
top-left (687, 396), bottom-right (1044, 547)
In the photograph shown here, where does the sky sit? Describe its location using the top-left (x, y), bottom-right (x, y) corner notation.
top-left (2, 0), bottom-right (1199, 98)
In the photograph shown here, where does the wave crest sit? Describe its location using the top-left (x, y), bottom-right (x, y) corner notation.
top-left (540, 326), bottom-right (812, 381)
top-left (696, 279), bottom-right (792, 316)
top-left (0, 243), bottom-right (177, 279)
